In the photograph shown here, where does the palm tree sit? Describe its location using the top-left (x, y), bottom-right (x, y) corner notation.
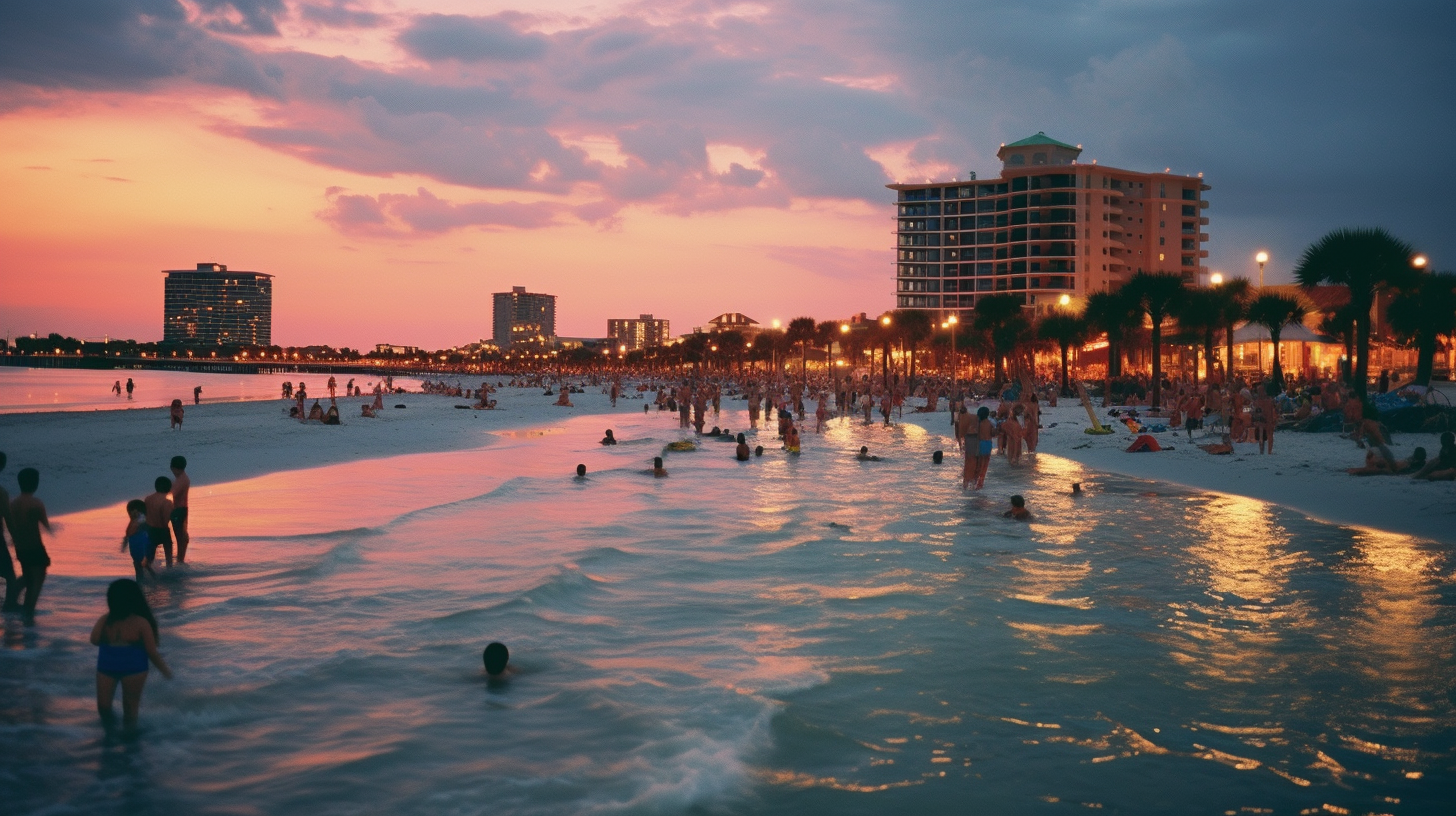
top-left (895, 309), bottom-right (934, 384)
top-left (973, 294), bottom-right (1029, 383)
top-left (679, 332), bottom-right (710, 373)
top-left (752, 328), bottom-right (785, 374)
top-left (1083, 290), bottom-right (1138, 378)
top-left (1294, 227), bottom-right (1418, 398)
top-left (785, 317), bottom-right (817, 385)
top-left (1122, 272), bottom-right (1188, 407)
top-left (1037, 310), bottom-right (1087, 395)
top-left (1178, 288), bottom-right (1221, 384)
top-left (1245, 293), bottom-right (1309, 386)
top-left (1318, 301), bottom-right (1360, 383)
top-left (1208, 277), bottom-right (1251, 382)
top-left (1388, 272), bottom-right (1456, 386)
top-left (814, 320), bottom-right (840, 380)
top-left (716, 330), bottom-right (747, 373)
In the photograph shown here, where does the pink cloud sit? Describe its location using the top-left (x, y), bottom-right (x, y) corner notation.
top-left (317, 186), bottom-right (571, 237)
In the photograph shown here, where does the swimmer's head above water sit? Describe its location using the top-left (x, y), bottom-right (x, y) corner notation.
top-left (575, 464), bottom-right (587, 477)
top-left (483, 642), bottom-right (509, 676)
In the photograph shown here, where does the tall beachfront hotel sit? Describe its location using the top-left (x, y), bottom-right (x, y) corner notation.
top-left (888, 133), bottom-right (1210, 317)
top-left (162, 262), bottom-right (273, 346)
top-left (492, 286), bottom-right (557, 350)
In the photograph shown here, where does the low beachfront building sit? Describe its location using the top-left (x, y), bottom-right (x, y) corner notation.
top-left (888, 133), bottom-right (1210, 320)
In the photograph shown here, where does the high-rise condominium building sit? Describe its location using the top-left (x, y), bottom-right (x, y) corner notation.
top-left (888, 133), bottom-right (1210, 317)
top-left (492, 286), bottom-right (557, 350)
top-left (162, 262), bottom-right (273, 346)
top-left (607, 314), bottom-right (671, 351)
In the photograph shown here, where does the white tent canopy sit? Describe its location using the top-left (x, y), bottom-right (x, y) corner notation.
top-left (1231, 322), bottom-right (1333, 344)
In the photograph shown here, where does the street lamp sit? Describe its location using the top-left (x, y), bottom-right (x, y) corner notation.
top-left (941, 314), bottom-right (959, 386)
top-left (1255, 251), bottom-right (1269, 289)
top-left (1058, 294), bottom-right (1071, 307)
top-left (879, 315), bottom-right (892, 389)
top-left (1413, 254), bottom-right (1428, 270)
top-left (1209, 272), bottom-right (1223, 286)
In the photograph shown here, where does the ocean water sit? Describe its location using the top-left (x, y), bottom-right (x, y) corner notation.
top-left (0, 368), bottom-right (422, 413)
top-left (3, 408), bottom-right (1454, 815)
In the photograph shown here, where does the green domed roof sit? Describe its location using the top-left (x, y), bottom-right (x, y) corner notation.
top-left (1003, 132), bottom-right (1077, 150)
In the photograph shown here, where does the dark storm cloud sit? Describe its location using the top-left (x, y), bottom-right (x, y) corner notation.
top-left (0, 0), bottom-right (276, 95)
top-left (765, 131), bottom-right (890, 200)
top-left (616, 124), bottom-right (708, 168)
top-left (2, 0), bottom-right (1451, 263)
top-left (397, 13), bottom-right (550, 62)
top-left (297, 0), bottom-right (386, 29)
top-left (191, 0), bottom-right (287, 36)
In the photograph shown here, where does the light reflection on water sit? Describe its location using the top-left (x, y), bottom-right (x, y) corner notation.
top-left (0, 367), bottom-right (424, 413)
top-left (3, 409), bottom-right (1454, 815)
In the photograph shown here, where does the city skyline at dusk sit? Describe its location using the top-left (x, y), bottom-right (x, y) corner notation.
top-left (2, 0), bottom-right (1452, 348)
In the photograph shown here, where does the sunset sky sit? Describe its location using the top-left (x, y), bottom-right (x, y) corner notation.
top-left (2, 0), bottom-right (1452, 349)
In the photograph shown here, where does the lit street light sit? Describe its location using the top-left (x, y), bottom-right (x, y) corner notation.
top-left (1413, 254), bottom-right (1428, 270)
top-left (1209, 272), bottom-right (1224, 286)
top-left (1255, 251), bottom-right (1269, 289)
top-left (941, 314), bottom-right (959, 386)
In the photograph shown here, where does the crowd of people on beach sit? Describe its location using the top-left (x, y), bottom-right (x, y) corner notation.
top-left (8, 361), bottom-right (1445, 738)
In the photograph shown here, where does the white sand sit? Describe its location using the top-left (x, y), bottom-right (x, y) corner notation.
top-left (899, 397), bottom-right (1456, 544)
top-left (0, 387), bottom-right (643, 515)
top-left (3, 380), bottom-right (1450, 543)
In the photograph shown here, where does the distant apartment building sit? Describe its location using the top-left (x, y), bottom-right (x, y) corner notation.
top-left (373, 344), bottom-right (421, 356)
top-left (888, 133), bottom-right (1210, 316)
top-left (607, 314), bottom-right (671, 351)
top-left (162, 262), bottom-right (273, 346)
top-left (492, 286), bottom-right (556, 350)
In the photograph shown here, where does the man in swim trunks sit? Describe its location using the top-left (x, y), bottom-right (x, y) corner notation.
top-left (143, 477), bottom-right (175, 568)
top-left (10, 467), bottom-right (52, 624)
top-left (169, 456), bottom-right (191, 563)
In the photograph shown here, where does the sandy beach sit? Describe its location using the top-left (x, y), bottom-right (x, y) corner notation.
top-left (0, 387), bottom-right (645, 515)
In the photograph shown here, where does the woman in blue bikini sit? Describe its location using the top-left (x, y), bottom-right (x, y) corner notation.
top-left (90, 579), bottom-right (172, 728)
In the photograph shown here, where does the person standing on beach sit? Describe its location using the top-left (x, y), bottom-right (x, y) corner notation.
top-left (10, 468), bottom-right (52, 624)
top-left (112, 381), bottom-right (122, 397)
top-left (170, 457), bottom-right (191, 563)
top-left (954, 405), bottom-right (972, 452)
top-left (169, 399), bottom-right (185, 430)
top-left (972, 407), bottom-right (994, 489)
top-left (143, 477), bottom-right (175, 568)
top-left (328, 376), bottom-right (337, 399)
top-left (125, 378), bottom-right (134, 400)
top-left (0, 452), bottom-right (19, 611)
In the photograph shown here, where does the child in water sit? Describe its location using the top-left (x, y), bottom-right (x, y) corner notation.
top-left (91, 579), bottom-right (172, 728)
top-left (121, 499), bottom-right (156, 581)
top-left (1002, 495), bottom-right (1032, 521)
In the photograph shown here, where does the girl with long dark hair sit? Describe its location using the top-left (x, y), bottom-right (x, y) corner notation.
top-left (90, 579), bottom-right (172, 727)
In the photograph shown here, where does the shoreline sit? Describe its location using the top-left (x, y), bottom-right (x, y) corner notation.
top-left (0, 387), bottom-right (646, 515)
top-left (3, 380), bottom-right (1451, 543)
